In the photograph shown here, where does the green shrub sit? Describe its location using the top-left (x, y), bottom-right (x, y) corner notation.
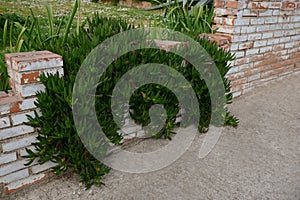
top-left (14, 1), bottom-right (237, 189)
top-left (162, 0), bottom-right (215, 36)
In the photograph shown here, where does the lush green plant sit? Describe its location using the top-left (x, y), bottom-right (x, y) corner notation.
top-left (162, 0), bottom-right (215, 36)
top-left (2, 0), bottom-right (238, 189)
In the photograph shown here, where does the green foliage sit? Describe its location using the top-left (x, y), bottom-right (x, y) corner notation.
top-left (2, 0), bottom-right (238, 189)
top-left (162, 0), bottom-right (215, 36)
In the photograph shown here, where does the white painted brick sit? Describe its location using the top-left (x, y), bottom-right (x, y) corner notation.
top-left (259, 10), bottom-right (273, 16)
top-left (267, 38), bottom-right (280, 45)
top-left (12, 58), bottom-right (63, 72)
top-left (0, 125), bottom-right (34, 140)
top-left (285, 42), bottom-right (294, 49)
top-left (0, 169), bottom-right (29, 184)
top-left (11, 111), bottom-right (35, 126)
top-left (0, 116), bottom-right (11, 129)
top-left (0, 153), bottom-right (17, 165)
top-left (234, 51), bottom-right (245, 58)
top-left (232, 35), bottom-right (248, 42)
top-left (248, 33), bottom-right (262, 40)
top-left (19, 146), bottom-right (36, 157)
top-left (15, 83), bottom-right (45, 98)
top-left (262, 32), bottom-right (273, 39)
top-left (294, 23), bottom-right (300, 29)
top-left (20, 98), bottom-right (37, 111)
top-left (31, 161), bottom-right (57, 174)
top-left (234, 19), bottom-right (250, 26)
top-left (246, 49), bottom-right (259, 56)
top-left (279, 37), bottom-right (291, 43)
top-left (0, 160), bottom-right (26, 177)
top-left (265, 17), bottom-right (278, 24)
top-left (250, 18), bottom-right (264, 25)
top-left (284, 30), bottom-right (296, 36)
top-left (0, 103), bottom-right (10, 115)
top-left (254, 40), bottom-right (267, 48)
top-left (2, 135), bottom-right (37, 152)
top-left (272, 10), bottom-right (280, 15)
top-left (290, 16), bottom-right (300, 23)
top-left (232, 91), bottom-right (242, 98)
top-left (256, 25), bottom-right (270, 32)
top-left (238, 64), bottom-right (252, 71)
top-left (282, 23), bottom-right (294, 30)
top-left (268, 24), bottom-right (283, 31)
top-left (5, 173), bottom-right (46, 192)
top-left (227, 67), bottom-right (239, 74)
top-left (248, 74), bottom-right (261, 82)
top-left (260, 46), bottom-right (273, 53)
top-left (230, 44), bottom-right (239, 51)
top-left (274, 31), bottom-right (284, 37)
top-left (241, 26), bottom-right (256, 33)
top-left (291, 35), bottom-right (300, 41)
top-left (288, 48), bottom-right (297, 54)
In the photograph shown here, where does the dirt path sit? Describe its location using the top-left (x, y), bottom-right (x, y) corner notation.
top-left (7, 72), bottom-right (300, 200)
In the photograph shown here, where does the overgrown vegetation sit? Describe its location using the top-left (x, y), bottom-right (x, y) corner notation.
top-left (0, 0), bottom-right (238, 189)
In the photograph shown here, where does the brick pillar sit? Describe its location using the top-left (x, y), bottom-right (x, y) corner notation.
top-left (0, 51), bottom-right (63, 195)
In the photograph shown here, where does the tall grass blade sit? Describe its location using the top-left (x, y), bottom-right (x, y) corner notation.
top-left (46, 6), bottom-right (54, 36)
top-left (62, 0), bottom-right (79, 45)
top-left (3, 20), bottom-right (8, 49)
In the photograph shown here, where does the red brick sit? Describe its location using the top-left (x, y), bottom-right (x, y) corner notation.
top-left (226, 1), bottom-right (239, 9)
top-left (214, 0), bottom-right (225, 8)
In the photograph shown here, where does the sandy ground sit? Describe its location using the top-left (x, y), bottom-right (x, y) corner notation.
top-left (5, 72), bottom-right (300, 200)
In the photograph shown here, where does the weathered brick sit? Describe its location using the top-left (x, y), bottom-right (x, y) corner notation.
top-left (0, 125), bottom-right (34, 140)
top-left (265, 17), bottom-right (278, 24)
top-left (259, 46), bottom-right (273, 53)
top-left (227, 67), bottom-right (239, 74)
top-left (254, 40), bottom-right (267, 48)
top-left (0, 153), bottom-right (17, 165)
top-left (2, 135), bottom-right (37, 152)
top-left (19, 98), bottom-right (37, 111)
top-left (285, 42), bottom-right (295, 49)
top-left (234, 19), bottom-right (250, 26)
top-left (15, 83), bottom-right (45, 98)
top-left (274, 31), bottom-right (285, 37)
top-left (233, 35), bottom-right (248, 42)
top-left (6, 51), bottom-right (63, 72)
top-left (267, 38), bottom-right (280, 45)
top-left (262, 32), bottom-right (273, 39)
top-left (0, 160), bottom-right (27, 177)
top-left (0, 116), bottom-right (11, 129)
top-left (248, 73), bottom-right (261, 82)
top-left (226, 1), bottom-right (239, 9)
top-left (248, 33), bottom-right (262, 40)
top-left (5, 173), bottom-right (46, 194)
top-left (19, 146), bottom-right (36, 157)
top-left (258, 10), bottom-right (273, 16)
top-left (279, 37), bottom-right (291, 43)
top-left (11, 111), bottom-right (35, 126)
top-left (31, 161), bottom-right (57, 174)
top-left (256, 25), bottom-right (270, 32)
top-left (250, 18), bottom-right (264, 25)
top-left (238, 42), bottom-right (253, 50)
top-left (241, 26), bottom-right (256, 34)
top-left (246, 48), bottom-right (259, 56)
top-left (0, 169), bottom-right (29, 184)
top-left (234, 51), bottom-right (245, 58)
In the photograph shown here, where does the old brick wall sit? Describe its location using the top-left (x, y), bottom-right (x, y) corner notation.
top-left (0, 51), bottom-right (63, 195)
top-left (213, 0), bottom-right (300, 97)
